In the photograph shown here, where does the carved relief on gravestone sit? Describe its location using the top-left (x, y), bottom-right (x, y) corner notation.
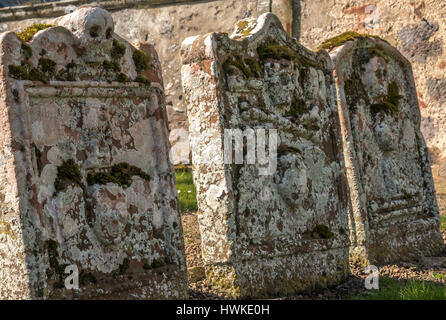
top-left (181, 13), bottom-right (350, 298)
top-left (0, 7), bottom-right (186, 299)
top-left (327, 36), bottom-right (444, 264)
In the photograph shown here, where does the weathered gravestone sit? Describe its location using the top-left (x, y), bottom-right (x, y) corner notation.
top-left (0, 7), bottom-right (187, 299)
top-left (181, 13), bottom-right (351, 298)
top-left (326, 34), bottom-right (444, 265)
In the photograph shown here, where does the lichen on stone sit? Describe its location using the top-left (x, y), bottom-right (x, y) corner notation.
top-left (16, 23), bottom-right (54, 42)
top-left (235, 20), bottom-right (254, 37)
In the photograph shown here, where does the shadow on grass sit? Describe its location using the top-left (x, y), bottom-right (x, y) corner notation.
top-left (175, 166), bottom-right (198, 213)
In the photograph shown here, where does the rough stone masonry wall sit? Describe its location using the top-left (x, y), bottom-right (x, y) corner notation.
top-left (0, 0), bottom-right (296, 165)
top-left (298, 0), bottom-right (446, 176)
top-left (0, 7), bottom-right (186, 299)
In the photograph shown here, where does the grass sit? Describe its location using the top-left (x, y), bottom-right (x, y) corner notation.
top-left (352, 277), bottom-right (446, 300)
top-left (175, 166), bottom-right (198, 213)
top-left (441, 214), bottom-right (446, 231)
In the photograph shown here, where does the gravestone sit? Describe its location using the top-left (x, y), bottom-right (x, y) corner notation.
top-left (0, 7), bottom-right (187, 299)
top-left (327, 35), bottom-right (444, 265)
top-left (181, 13), bottom-right (350, 298)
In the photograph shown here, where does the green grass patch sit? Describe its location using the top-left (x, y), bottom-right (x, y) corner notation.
top-left (175, 167), bottom-right (197, 213)
top-left (352, 277), bottom-right (446, 300)
top-left (440, 214), bottom-right (446, 231)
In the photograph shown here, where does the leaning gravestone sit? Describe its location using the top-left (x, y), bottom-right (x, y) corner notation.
top-left (0, 7), bottom-right (187, 299)
top-left (181, 13), bottom-right (350, 298)
top-left (325, 33), bottom-right (444, 265)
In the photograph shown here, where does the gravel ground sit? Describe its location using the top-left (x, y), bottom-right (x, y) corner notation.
top-left (182, 213), bottom-right (446, 300)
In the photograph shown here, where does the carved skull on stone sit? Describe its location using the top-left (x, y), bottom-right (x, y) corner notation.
top-left (56, 7), bottom-right (115, 62)
top-left (87, 183), bottom-right (129, 246)
top-left (274, 152), bottom-right (309, 206)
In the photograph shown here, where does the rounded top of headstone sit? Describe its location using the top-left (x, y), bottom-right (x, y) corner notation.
top-left (56, 7), bottom-right (114, 47)
top-left (230, 13), bottom-right (285, 40)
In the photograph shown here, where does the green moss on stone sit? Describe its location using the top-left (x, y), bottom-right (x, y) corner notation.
top-left (119, 258), bottom-right (130, 274)
top-left (56, 61), bottom-right (77, 81)
top-left (135, 75), bottom-right (151, 86)
top-left (111, 39), bottom-right (126, 60)
top-left (371, 81), bottom-right (403, 116)
top-left (319, 31), bottom-right (387, 50)
top-left (314, 224), bottom-right (333, 239)
top-left (258, 43), bottom-right (297, 61)
top-left (46, 239), bottom-right (69, 289)
top-left (116, 72), bottom-right (130, 83)
top-left (223, 55), bottom-right (263, 79)
top-left (304, 224), bottom-right (333, 239)
top-left (144, 258), bottom-right (166, 270)
top-left (244, 58), bottom-right (263, 78)
top-left (288, 98), bottom-right (307, 118)
top-left (21, 43), bottom-right (32, 60)
top-left (8, 57), bottom-right (56, 83)
top-left (132, 49), bottom-right (150, 73)
top-left (38, 58), bottom-right (56, 78)
top-left (87, 162), bottom-right (150, 189)
top-left (8, 63), bottom-right (29, 79)
top-left (344, 71), bottom-right (370, 111)
top-left (54, 159), bottom-right (83, 192)
top-left (79, 271), bottom-right (97, 286)
top-left (33, 144), bottom-right (43, 175)
top-left (17, 23), bottom-right (54, 42)
top-left (103, 60), bottom-right (121, 72)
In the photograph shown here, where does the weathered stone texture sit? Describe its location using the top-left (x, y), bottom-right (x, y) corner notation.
top-left (0, 0), bottom-right (296, 165)
top-left (328, 36), bottom-right (444, 265)
top-left (181, 13), bottom-right (350, 298)
top-left (0, 7), bottom-right (186, 299)
top-left (298, 0), bottom-right (446, 175)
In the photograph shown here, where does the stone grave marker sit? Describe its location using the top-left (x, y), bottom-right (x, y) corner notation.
top-left (327, 34), bottom-right (444, 264)
top-left (0, 7), bottom-right (187, 299)
top-left (181, 13), bottom-right (351, 298)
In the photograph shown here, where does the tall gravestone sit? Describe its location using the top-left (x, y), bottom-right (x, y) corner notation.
top-left (0, 7), bottom-right (187, 299)
top-left (327, 35), bottom-right (444, 265)
top-left (181, 13), bottom-right (350, 298)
